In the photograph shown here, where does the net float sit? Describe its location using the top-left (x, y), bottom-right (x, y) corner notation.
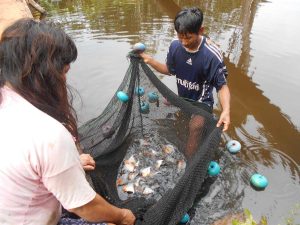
top-left (208, 161), bottom-right (220, 176)
top-left (226, 140), bottom-right (241, 153)
top-left (135, 87), bottom-right (145, 96)
top-left (140, 101), bottom-right (150, 114)
top-left (180, 213), bottom-right (190, 224)
top-left (250, 173), bottom-right (268, 190)
top-left (117, 91), bottom-right (129, 103)
top-left (133, 42), bottom-right (146, 53)
top-left (148, 91), bottom-right (159, 103)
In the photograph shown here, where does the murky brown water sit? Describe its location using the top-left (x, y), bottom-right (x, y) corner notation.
top-left (42, 0), bottom-right (300, 223)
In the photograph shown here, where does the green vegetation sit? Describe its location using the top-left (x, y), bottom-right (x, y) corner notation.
top-left (281, 203), bottom-right (300, 225)
top-left (232, 209), bottom-right (267, 225)
top-left (35, 0), bottom-right (56, 13)
top-left (232, 205), bottom-right (300, 225)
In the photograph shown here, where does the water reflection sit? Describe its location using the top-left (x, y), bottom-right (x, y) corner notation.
top-left (41, 0), bottom-right (300, 223)
top-left (224, 57), bottom-right (300, 164)
top-left (155, 0), bottom-right (181, 19)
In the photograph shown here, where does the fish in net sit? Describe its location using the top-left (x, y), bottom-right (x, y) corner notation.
top-left (77, 52), bottom-right (223, 225)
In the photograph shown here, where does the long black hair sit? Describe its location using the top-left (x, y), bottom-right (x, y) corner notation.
top-left (0, 18), bottom-right (79, 140)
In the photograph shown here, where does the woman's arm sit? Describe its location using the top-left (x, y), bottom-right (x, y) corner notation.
top-left (44, 164), bottom-right (135, 225)
top-left (69, 195), bottom-right (135, 225)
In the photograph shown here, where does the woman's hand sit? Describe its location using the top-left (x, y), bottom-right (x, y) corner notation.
top-left (79, 154), bottom-right (95, 171)
top-left (118, 209), bottom-right (136, 225)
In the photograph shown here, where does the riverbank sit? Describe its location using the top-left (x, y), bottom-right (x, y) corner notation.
top-left (0, 0), bottom-right (33, 36)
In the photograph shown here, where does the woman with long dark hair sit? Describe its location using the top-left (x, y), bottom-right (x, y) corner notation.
top-left (0, 18), bottom-right (135, 225)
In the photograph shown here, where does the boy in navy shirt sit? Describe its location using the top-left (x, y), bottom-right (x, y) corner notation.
top-left (139, 7), bottom-right (230, 134)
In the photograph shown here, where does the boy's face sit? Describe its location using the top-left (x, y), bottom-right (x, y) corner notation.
top-left (177, 32), bottom-right (201, 51)
top-left (177, 28), bottom-right (203, 51)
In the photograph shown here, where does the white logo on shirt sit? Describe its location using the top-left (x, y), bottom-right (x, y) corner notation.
top-left (176, 78), bottom-right (200, 91)
top-left (186, 58), bottom-right (192, 65)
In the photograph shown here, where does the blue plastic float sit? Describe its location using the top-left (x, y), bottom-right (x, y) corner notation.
top-left (226, 140), bottom-right (241, 153)
top-left (117, 91), bottom-right (129, 103)
top-left (133, 42), bottom-right (146, 53)
top-left (135, 87), bottom-right (145, 96)
top-left (180, 213), bottom-right (190, 224)
top-left (140, 101), bottom-right (150, 114)
top-left (250, 173), bottom-right (268, 189)
top-left (148, 91), bottom-right (159, 103)
top-left (208, 161), bottom-right (220, 176)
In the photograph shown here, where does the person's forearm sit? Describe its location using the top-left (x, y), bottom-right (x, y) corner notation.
top-left (216, 84), bottom-right (231, 131)
top-left (147, 58), bottom-right (170, 75)
top-left (218, 84), bottom-right (230, 113)
top-left (140, 53), bottom-right (170, 75)
top-left (76, 142), bottom-right (83, 154)
top-left (69, 194), bottom-right (126, 224)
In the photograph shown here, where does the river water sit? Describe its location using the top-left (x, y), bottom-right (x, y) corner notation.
top-left (42, 0), bottom-right (300, 223)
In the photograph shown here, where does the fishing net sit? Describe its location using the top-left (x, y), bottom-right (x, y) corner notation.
top-left (78, 52), bottom-right (223, 225)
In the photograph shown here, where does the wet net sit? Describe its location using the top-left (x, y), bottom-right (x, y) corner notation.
top-left (78, 53), bottom-right (223, 225)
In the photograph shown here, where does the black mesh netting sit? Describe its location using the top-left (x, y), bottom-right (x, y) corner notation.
top-left (78, 53), bottom-right (223, 225)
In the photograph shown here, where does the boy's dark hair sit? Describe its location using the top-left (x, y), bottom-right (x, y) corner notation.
top-left (174, 7), bottom-right (203, 34)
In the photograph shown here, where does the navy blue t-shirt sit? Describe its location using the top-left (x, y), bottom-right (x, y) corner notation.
top-left (166, 36), bottom-right (228, 107)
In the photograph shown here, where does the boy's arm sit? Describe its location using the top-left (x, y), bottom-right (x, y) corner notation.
top-left (139, 52), bottom-right (170, 75)
top-left (216, 84), bottom-right (230, 131)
